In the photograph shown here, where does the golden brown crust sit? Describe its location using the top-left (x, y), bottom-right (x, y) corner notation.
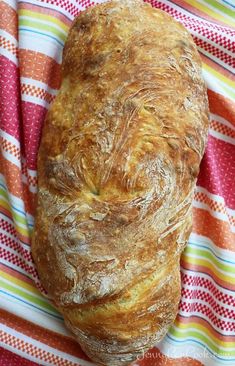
top-left (32, 1), bottom-right (209, 365)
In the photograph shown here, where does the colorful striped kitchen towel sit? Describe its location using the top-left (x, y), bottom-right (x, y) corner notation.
top-left (0, 0), bottom-right (235, 365)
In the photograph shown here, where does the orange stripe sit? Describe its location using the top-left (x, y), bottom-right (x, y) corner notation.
top-left (19, 2), bottom-right (72, 27)
top-left (177, 315), bottom-right (235, 342)
top-left (208, 90), bottom-right (235, 126)
top-left (201, 53), bottom-right (235, 81)
top-left (0, 206), bottom-right (30, 245)
top-left (19, 50), bottom-right (61, 90)
top-left (172, 0), bottom-right (233, 28)
top-left (0, 156), bottom-right (36, 216)
top-left (193, 208), bottom-right (235, 251)
top-left (181, 259), bottom-right (235, 291)
top-left (0, 309), bottom-right (90, 361)
top-left (0, 263), bottom-right (34, 286)
top-left (139, 347), bottom-right (203, 366)
top-left (0, 2), bottom-right (18, 39)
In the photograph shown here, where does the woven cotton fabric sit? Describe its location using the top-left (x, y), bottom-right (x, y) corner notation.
top-left (0, 1), bottom-right (235, 365)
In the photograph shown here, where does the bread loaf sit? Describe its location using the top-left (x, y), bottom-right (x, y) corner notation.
top-left (32, 1), bottom-right (209, 365)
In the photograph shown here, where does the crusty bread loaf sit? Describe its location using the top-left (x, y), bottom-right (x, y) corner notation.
top-left (32, 1), bottom-right (209, 365)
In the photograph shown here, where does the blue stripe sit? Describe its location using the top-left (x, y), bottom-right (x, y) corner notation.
top-left (166, 334), bottom-right (235, 362)
top-left (19, 28), bottom-right (64, 46)
top-left (188, 241), bottom-right (235, 265)
top-left (0, 290), bottom-right (62, 320)
top-left (0, 183), bottom-right (27, 217)
top-left (221, 0), bottom-right (235, 9)
top-left (17, 0), bottom-right (73, 21)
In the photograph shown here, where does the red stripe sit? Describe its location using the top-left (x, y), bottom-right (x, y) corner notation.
top-left (0, 56), bottom-right (21, 140)
top-left (177, 315), bottom-right (235, 340)
top-left (168, 0), bottom-right (235, 29)
top-left (180, 300), bottom-right (235, 331)
top-left (208, 90), bottom-right (235, 125)
top-left (145, 0), bottom-right (235, 34)
top-left (193, 35), bottom-right (234, 69)
top-left (197, 135), bottom-right (235, 209)
top-left (19, 2), bottom-right (72, 26)
top-left (0, 347), bottom-right (38, 366)
top-left (0, 247), bottom-right (39, 282)
top-left (0, 309), bottom-right (90, 361)
top-left (182, 272), bottom-right (235, 305)
top-left (181, 259), bottom-right (235, 291)
top-left (21, 101), bottom-right (47, 170)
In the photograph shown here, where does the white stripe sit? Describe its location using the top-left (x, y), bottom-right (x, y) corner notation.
top-left (182, 267), bottom-right (235, 297)
top-left (1, 148), bottom-right (21, 168)
top-left (199, 0), bottom-right (235, 21)
top-left (1, 324), bottom-right (95, 366)
top-left (0, 47), bottom-right (18, 65)
top-left (0, 296), bottom-right (68, 335)
top-left (20, 15), bottom-right (68, 36)
top-left (199, 47), bottom-right (235, 74)
top-left (211, 113), bottom-right (235, 131)
top-left (0, 29), bottom-right (18, 45)
top-left (195, 186), bottom-right (226, 205)
top-left (19, 26), bottom-right (65, 47)
top-left (2, 0), bottom-right (17, 10)
top-left (21, 93), bottom-right (50, 109)
top-left (191, 30), bottom-right (234, 58)
top-left (189, 233), bottom-right (235, 263)
top-left (159, 337), bottom-right (234, 366)
top-left (193, 200), bottom-right (234, 231)
top-left (19, 32), bottom-right (62, 63)
top-left (0, 227), bottom-right (29, 252)
top-left (202, 69), bottom-right (234, 100)
top-left (1, 245), bottom-right (34, 267)
top-left (0, 129), bottom-right (21, 148)
top-left (209, 128), bottom-right (235, 145)
top-left (160, 0), bottom-right (233, 36)
top-left (227, 207), bottom-right (235, 218)
top-left (179, 309), bottom-right (235, 336)
top-left (21, 77), bottom-right (59, 96)
top-left (181, 294), bottom-right (235, 318)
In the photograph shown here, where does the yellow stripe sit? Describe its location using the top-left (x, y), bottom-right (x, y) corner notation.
top-left (0, 269), bottom-right (41, 296)
top-left (184, 255), bottom-right (235, 284)
top-left (202, 62), bottom-right (235, 89)
top-left (184, 0), bottom-right (235, 27)
top-left (174, 319), bottom-right (235, 348)
top-left (18, 9), bottom-right (69, 33)
top-left (0, 200), bottom-right (28, 237)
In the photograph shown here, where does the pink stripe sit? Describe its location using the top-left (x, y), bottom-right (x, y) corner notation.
top-left (0, 56), bottom-right (21, 140)
top-left (182, 272), bottom-right (235, 306)
top-left (180, 300), bottom-right (235, 332)
top-left (0, 232), bottom-right (32, 262)
top-left (145, 0), bottom-right (235, 35)
top-left (0, 246), bottom-right (39, 282)
top-left (21, 102), bottom-right (47, 170)
top-left (0, 347), bottom-right (38, 366)
top-left (197, 135), bottom-right (235, 209)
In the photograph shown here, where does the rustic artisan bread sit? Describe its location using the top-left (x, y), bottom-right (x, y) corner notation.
top-left (32, 1), bottom-right (209, 365)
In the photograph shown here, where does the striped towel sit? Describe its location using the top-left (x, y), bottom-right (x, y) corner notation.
top-left (0, 0), bottom-right (234, 365)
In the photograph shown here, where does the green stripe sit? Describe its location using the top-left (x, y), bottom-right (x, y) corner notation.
top-left (204, 0), bottom-right (235, 18)
top-left (185, 247), bottom-right (235, 274)
top-left (2, 280), bottom-right (59, 315)
top-left (169, 326), bottom-right (235, 355)
top-left (19, 18), bottom-right (66, 42)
